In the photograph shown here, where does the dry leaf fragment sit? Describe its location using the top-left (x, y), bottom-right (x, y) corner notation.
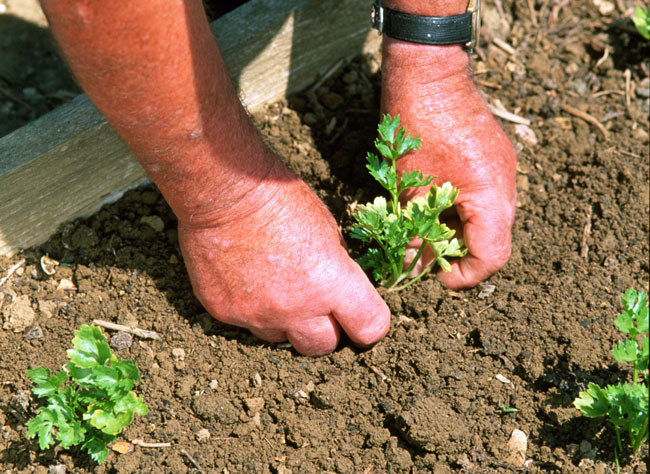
top-left (592, 0), bottom-right (615, 15)
top-left (56, 279), bottom-right (76, 291)
top-left (504, 429), bottom-right (528, 466)
top-left (40, 256), bottom-right (59, 275)
top-left (514, 124), bottom-right (538, 146)
top-left (496, 374), bottom-right (511, 383)
top-left (111, 440), bottom-right (134, 454)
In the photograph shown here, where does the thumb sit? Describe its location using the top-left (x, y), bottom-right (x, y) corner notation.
top-left (437, 195), bottom-right (514, 289)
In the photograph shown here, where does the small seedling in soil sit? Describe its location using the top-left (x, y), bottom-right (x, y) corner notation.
top-left (573, 289), bottom-right (649, 464)
top-left (350, 114), bottom-right (466, 291)
top-left (633, 6), bottom-right (650, 39)
top-left (499, 404), bottom-right (518, 414)
top-left (26, 324), bottom-right (148, 463)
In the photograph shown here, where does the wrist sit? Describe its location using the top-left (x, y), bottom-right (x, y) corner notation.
top-left (382, 0), bottom-right (467, 16)
top-left (152, 134), bottom-right (284, 227)
top-left (379, 0), bottom-right (473, 85)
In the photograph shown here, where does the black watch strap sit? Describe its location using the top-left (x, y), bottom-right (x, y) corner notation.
top-left (371, 0), bottom-right (480, 50)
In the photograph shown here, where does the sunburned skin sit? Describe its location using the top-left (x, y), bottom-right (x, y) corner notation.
top-left (383, 0), bottom-right (517, 288)
top-left (39, 0), bottom-right (515, 355)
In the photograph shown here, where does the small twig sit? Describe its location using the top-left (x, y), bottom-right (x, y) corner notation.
top-left (131, 439), bottom-right (171, 448)
top-left (0, 84), bottom-right (32, 108)
top-left (591, 89), bottom-right (625, 98)
top-left (527, 0), bottom-right (538, 25)
top-left (92, 319), bottom-right (161, 340)
top-left (493, 37), bottom-right (516, 56)
top-left (624, 69), bottom-right (631, 107)
top-left (0, 259), bottom-right (25, 286)
top-left (476, 79), bottom-right (502, 89)
top-left (580, 205), bottom-right (593, 259)
top-left (477, 303), bottom-right (495, 315)
top-left (328, 117), bottom-right (349, 144)
top-left (595, 47), bottom-right (610, 68)
top-left (494, 0), bottom-right (505, 17)
top-left (560, 104), bottom-right (608, 140)
top-left (616, 149), bottom-right (642, 159)
top-left (181, 449), bottom-right (205, 474)
top-left (487, 104), bottom-right (531, 125)
top-left (369, 366), bottom-right (391, 382)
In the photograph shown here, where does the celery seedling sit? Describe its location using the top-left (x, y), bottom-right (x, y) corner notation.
top-left (350, 114), bottom-right (466, 291)
top-left (632, 6), bottom-right (650, 40)
top-left (27, 324), bottom-right (148, 463)
top-left (574, 289), bottom-right (649, 459)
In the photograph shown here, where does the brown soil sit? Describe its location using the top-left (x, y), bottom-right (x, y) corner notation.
top-left (1, 0), bottom-right (649, 473)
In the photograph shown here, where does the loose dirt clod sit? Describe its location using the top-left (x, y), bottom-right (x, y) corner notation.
top-left (2, 294), bottom-right (35, 332)
top-left (110, 331), bottom-right (133, 351)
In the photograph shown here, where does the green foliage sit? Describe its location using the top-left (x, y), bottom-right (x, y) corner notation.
top-left (27, 324), bottom-right (148, 463)
top-left (350, 114), bottom-right (466, 291)
top-left (573, 289), bottom-right (649, 455)
top-left (633, 6), bottom-right (650, 40)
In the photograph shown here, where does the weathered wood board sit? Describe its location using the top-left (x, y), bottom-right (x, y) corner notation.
top-left (0, 0), bottom-right (381, 256)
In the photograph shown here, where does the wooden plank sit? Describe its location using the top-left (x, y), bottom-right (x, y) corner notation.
top-left (0, 0), bottom-right (381, 256)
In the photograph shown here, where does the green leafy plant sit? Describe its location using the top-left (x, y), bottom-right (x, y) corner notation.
top-left (574, 289), bottom-right (649, 458)
top-left (27, 324), bottom-right (148, 463)
top-left (350, 114), bottom-right (466, 291)
top-left (632, 6), bottom-right (650, 39)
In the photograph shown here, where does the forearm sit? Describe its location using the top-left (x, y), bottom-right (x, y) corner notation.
top-left (40, 0), bottom-right (275, 222)
top-left (381, 0), bottom-right (474, 120)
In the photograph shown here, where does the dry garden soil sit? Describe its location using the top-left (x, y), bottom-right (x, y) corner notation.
top-left (1, 0), bottom-right (649, 472)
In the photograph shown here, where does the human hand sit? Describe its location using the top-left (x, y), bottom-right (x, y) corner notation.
top-left (177, 164), bottom-right (391, 356)
top-left (382, 41), bottom-right (517, 289)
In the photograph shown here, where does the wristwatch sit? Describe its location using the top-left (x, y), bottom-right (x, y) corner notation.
top-left (371, 0), bottom-right (481, 51)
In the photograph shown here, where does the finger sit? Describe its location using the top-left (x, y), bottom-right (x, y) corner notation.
top-left (331, 262), bottom-right (391, 348)
top-left (249, 327), bottom-right (287, 343)
top-left (404, 209), bottom-right (463, 277)
top-left (437, 197), bottom-right (514, 289)
top-left (286, 315), bottom-right (341, 356)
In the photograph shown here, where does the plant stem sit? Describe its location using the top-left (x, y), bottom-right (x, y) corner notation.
top-left (390, 156), bottom-right (400, 216)
top-left (392, 241), bottom-right (428, 288)
top-left (388, 258), bottom-right (437, 293)
top-left (615, 425), bottom-right (623, 454)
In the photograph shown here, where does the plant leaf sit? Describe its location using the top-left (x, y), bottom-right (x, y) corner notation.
top-left (27, 410), bottom-right (56, 450)
top-left (28, 368), bottom-right (68, 398)
top-left (633, 6), bottom-right (650, 40)
top-left (67, 325), bottom-right (112, 368)
top-left (395, 132), bottom-right (421, 157)
top-left (574, 382), bottom-right (611, 418)
top-left (612, 338), bottom-right (639, 365)
top-left (366, 153), bottom-right (396, 192)
top-left (88, 409), bottom-right (134, 436)
top-left (400, 170), bottom-right (432, 192)
top-left (82, 435), bottom-right (111, 463)
top-left (56, 420), bottom-right (86, 449)
top-left (377, 113), bottom-right (400, 145)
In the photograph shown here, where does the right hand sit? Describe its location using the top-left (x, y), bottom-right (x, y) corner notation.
top-left (177, 163), bottom-right (391, 356)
